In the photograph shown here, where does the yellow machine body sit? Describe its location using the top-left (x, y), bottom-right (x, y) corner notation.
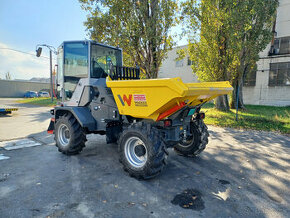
top-left (106, 77), bottom-right (233, 121)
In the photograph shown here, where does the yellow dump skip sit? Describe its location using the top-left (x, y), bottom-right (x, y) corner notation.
top-left (107, 77), bottom-right (233, 121)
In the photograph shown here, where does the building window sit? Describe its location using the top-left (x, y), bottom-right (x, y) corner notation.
top-left (244, 70), bottom-right (256, 86)
top-left (176, 59), bottom-right (184, 67)
top-left (269, 37), bottom-right (290, 55)
top-left (280, 38), bottom-right (290, 54)
top-left (269, 62), bottom-right (290, 86)
top-left (187, 57), bottom-right (193, 66)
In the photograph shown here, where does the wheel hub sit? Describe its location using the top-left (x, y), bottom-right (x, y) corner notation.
top-left (64, 130), bottom-right (70, 139)
top-left (134, 144), bottom-right (146, 157)
top-left (58, 124), bottom-right (70, 147)
top-left (179, 133), bottom-right (194, 147)
top-left (124, 136), bottom-right (147, 168)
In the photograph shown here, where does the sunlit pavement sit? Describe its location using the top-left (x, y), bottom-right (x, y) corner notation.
top-left (0, 98), bottom-right (51, 141)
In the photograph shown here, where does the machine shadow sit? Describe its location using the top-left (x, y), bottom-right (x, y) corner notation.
top-left (41, 126), bottom-right (288, 217)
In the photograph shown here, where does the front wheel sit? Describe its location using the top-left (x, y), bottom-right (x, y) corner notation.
top-left (119, 124), bottom-right (168, 179)
top-left (174, 120), bottom-right (209, 156)
top-left (55, 113), bottom-right (86, 155)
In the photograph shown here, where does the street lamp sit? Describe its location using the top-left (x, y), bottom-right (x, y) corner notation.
top-left (35, 44), bottom-right (57, 102)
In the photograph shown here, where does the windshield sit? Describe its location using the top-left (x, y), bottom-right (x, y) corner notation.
top-left (91, 44), bottom-right (122, 78)
top-left (63, 42), bottom-right (88, 99)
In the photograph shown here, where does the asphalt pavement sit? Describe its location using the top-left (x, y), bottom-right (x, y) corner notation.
top-left (0, 98), bottom-right (289, 218)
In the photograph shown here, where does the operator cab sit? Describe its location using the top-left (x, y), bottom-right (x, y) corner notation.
top-left (56, 40), bottom-right (122, 101)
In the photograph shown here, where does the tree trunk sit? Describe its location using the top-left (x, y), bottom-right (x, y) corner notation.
top-left (215, 95), bottom-right (230, 111)
top-left (230, 80), bottom-right (245, 109)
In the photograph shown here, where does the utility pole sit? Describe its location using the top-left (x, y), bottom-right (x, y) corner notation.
top-left (36, 44), bottom-right (57, 102)
top-left (49, 50), bottom-right (53, 103)
top-left (236, 85), bottom-right (239, 121)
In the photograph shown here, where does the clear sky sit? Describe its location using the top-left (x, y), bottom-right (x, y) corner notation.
top-left (0, 0), bottom-right (88, 80)
top-left (0, 0), bottom-right (187, 80)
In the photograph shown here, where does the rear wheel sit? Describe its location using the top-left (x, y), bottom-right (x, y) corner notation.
top-left (119, 124), bottom-right (168, 179)
top-left (55, 113), bottom-right (86, 155)
top-left (174, 120), bottom-right (209, 156)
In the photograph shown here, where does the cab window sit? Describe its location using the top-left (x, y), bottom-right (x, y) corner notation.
top-left (91, 44), bottom-right (122, 78)
top-left (64, 42), bottom-right (88, 99)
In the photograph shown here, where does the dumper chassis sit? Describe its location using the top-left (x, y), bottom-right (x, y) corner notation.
top-left (47, 40), bottom-right (232, 179)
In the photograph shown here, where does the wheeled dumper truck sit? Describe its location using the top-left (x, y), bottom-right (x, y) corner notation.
top-left (47, 41), bottom-right (233, 179)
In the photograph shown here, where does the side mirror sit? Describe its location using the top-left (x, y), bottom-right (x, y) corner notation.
top-left (36, 47), bottom-right (42, 57)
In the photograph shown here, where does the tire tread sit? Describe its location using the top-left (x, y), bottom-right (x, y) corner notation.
top-left (55, 113), bottom-right (86, 155)
top-left (119, 123), bottom-right (168, 180)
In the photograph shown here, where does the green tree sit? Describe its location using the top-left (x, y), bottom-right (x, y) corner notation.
top-left (182, 0), bottom-right (278, 110)
top-left (228, 0), bottom-right (278, 109)
top-left (80, 0), bottom-right (178, 78)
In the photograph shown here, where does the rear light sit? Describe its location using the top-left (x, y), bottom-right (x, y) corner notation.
top-left (164, 119), bottom-right (172, 127)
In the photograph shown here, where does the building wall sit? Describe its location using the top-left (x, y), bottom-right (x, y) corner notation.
top-left (0, 80), bottom-right (50, 97)
top-left (243, 58), bottom-right (290, 106)
top-left (276, 0), bottom-right (290, 38)
top-left (243, 0), bottom-right (290, 106)
top-left (159, 45), bottom-right (198, 83)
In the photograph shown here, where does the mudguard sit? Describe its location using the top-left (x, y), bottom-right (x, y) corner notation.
top-left (54, 106), bottom-right (97, 131)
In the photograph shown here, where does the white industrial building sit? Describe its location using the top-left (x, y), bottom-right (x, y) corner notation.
top-left (159, 45), bottom-right (198, 83)
top-left (159, 0), bottom-right (290, 106)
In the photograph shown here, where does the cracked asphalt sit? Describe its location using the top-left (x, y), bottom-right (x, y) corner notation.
top-left (0, 99), bottom-right (289, 218)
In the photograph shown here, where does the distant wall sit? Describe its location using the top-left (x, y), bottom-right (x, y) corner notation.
top-left (0, 80), bottom-right (50, 97)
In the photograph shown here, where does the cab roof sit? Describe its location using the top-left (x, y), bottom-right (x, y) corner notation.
top-left (58, 40), bottom-right (121, 51)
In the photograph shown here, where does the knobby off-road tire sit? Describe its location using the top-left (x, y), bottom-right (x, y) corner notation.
top-left (174, 120), bottom-right (209, 156)
top-left (119, 124), bottom-right (168, 179)
top-left (55, 113), bottom-right (86, 155)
